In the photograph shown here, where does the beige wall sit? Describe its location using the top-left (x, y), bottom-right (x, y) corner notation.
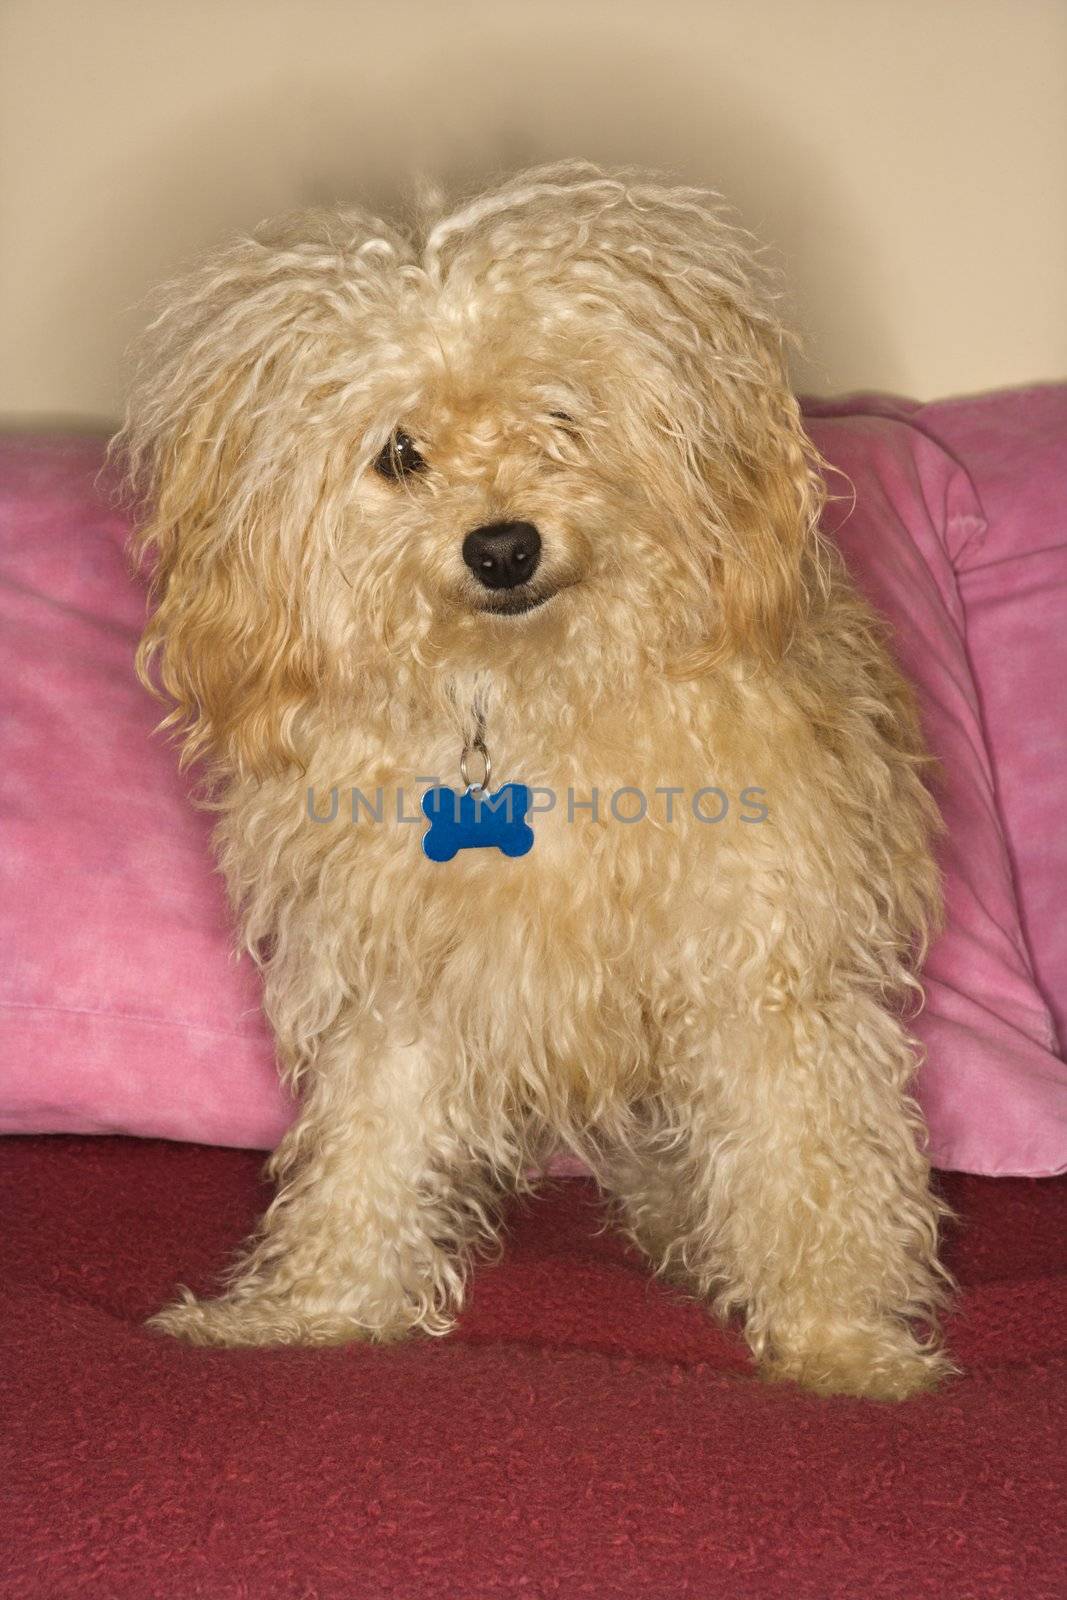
top-left (2, 0), bottom-right (1064, 425)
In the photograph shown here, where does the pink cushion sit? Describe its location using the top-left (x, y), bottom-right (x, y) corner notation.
top-left (0, 438), bottom-right (294, 1148)
top-left (804, 400), bottom-right (1065, 1176)
top-left (1, 412), bottom-right (1065, 1175)
top-left (902, 387), bottom-right (1067, 1051)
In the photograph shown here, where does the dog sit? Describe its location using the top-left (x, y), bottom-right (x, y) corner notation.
top-left (121, 162), bottom-right (956, 1398)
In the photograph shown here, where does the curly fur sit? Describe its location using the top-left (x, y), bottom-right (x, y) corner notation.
top-left (118, 162), bottom-right (957, 1398)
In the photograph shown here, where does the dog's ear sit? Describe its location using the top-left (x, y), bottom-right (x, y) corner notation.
top-left (683, 307), bottom-right (828, 668)
top-left (118, 212), bottom-right (406, 777)
top-left (615, 224), bottom-right (827, 671)
top-left (130, 437), bottom-right (321, 779)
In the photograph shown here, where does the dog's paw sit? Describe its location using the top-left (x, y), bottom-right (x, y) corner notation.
top-left (757, 1324), bottom-right (958, 1401)
top-left (147, 1291), bottom-right (420, 1349)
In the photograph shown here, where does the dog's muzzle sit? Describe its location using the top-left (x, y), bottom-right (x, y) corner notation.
top-left (462, 520), bottom-right (542, 591)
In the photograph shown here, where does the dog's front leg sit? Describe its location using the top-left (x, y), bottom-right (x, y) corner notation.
top-left (614, 994), bottom-right (957, 1398)
top-left (699, 995), bottom-right (958, 1398)
top-left (151, 1023), bottom-right (488, 1348)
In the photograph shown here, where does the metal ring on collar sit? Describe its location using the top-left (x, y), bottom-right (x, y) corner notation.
top-left (460, 737), bottom-right (492, 794)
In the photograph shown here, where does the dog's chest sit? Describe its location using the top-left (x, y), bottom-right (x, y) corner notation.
top-left (281, 703), bottom-right (765, 1092)
top-left (352, 716), bottom-right (742, 979)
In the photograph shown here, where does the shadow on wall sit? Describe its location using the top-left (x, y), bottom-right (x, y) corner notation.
top-left (21, 15), bottom-right (901, 430)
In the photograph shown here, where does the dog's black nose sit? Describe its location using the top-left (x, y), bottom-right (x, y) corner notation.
top-left (462, 521), bottom-right (542, 590)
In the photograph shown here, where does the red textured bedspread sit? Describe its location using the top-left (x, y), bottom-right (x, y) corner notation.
top-left (3, 1137), bottom-right (1065, 1599)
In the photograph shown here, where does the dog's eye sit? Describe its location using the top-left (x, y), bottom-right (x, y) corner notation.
top-left (374, 430), bottom-right (426, 481)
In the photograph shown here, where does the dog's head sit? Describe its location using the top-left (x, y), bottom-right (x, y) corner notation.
top-left (122, 163), bottom-right (825, 775)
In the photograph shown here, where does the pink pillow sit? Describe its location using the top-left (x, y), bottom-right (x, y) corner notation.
top-left (902, 387), bottom-right (1067, 1052)
top-left (0, 437), bottom-right (294, 1147)
top-left (804, 403), bottom-right (1064, 1176)
top-left (1, 417), bottom-right (1064, 1174)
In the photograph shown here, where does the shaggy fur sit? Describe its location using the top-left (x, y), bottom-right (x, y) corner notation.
top-left (120, 162), bottom-right (956, 1398)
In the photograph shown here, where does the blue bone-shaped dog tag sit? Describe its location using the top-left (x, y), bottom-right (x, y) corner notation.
top-left (422, 783), bottom-right (535, 862)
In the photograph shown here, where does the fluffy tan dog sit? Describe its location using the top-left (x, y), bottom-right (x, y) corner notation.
top-left (122, 162), bottom-right (956, 1398)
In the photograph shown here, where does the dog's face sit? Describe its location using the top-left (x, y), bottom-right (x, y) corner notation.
top-left (345, 297), bottom-right (706, 670)
top-left (123, 165), bottom-right (823, 773)
top-left (345, 315), bottom-right (627, 640)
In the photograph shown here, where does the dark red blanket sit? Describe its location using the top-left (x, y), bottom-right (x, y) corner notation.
top-left (3, 1137), bottom-right (1064, 1599)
